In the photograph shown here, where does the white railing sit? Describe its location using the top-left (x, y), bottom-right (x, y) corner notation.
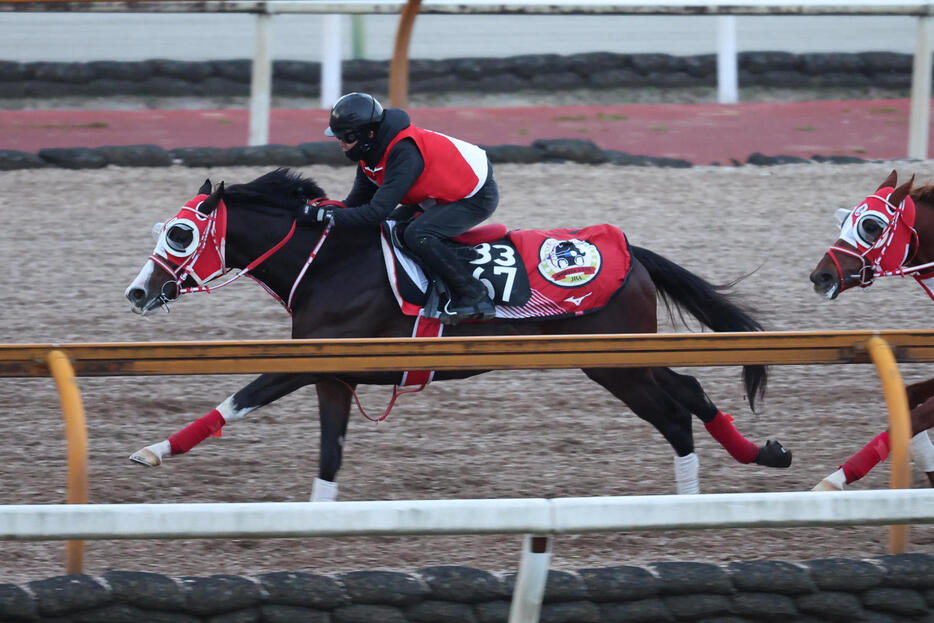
top-left (4, 0), bottom-right (934, 158)
top-left (3, 489), bottom-right (933, 623)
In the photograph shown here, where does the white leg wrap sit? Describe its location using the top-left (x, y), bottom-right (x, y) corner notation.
top-left (310, 477), bottom-right (339, 502)
top-left (674, 452), bottom-right (700, 495)
top-left (910, 431), bottom-right (934, 473)
top-left (814, 468), bottom-right (847, 491)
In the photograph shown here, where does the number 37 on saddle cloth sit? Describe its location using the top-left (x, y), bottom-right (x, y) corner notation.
top-left (380, 220), bottom-right (633, 322)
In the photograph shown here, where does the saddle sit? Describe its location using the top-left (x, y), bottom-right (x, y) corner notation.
top-left (383, 220), bottom-right (532, 320)
top-left (380, 220), bottom-right (634, 322)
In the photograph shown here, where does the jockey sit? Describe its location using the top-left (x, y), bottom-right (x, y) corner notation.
top-left (307, 92), bottom-right (498, 325)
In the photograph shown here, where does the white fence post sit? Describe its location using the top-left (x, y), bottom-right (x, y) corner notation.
top-left (717, 15), bottom-right (738, 104)
top-left (508, 534), bottom-right (552, 623)
top-left (908, 15), bottom-right (932, 160)
top-left (248, 13), bottom-right (272, 146)
top-left (321, 13), bottom-right (343, 110)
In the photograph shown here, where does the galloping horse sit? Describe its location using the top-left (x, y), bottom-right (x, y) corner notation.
top-left (809, 170), bottom-right (934, 490)
top-left (125, 168), bottom-right (791, 500)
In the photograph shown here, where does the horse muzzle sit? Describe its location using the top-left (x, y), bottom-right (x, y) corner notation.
top-left (809, 268), bottom-right (840, 300)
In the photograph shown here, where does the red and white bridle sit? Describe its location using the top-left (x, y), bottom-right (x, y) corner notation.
top-left (149, 195), bottom-right (334, 313)
top-left (823, 188), bottom-right (925, 293)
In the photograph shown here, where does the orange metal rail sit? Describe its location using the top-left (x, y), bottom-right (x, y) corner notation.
top-left (5, 329), bottom-right (926, 570)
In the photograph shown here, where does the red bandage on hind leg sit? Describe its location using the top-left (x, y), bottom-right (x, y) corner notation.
top-left (841, 432), bottom-right (890, 484)
top-left (168, 409), bottom-right (226, 456)
top-left (704, 411), bottom-right (759, 464)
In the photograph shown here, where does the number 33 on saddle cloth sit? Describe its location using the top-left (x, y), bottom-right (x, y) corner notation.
top-left (381, 221), bottom-right (633, 321)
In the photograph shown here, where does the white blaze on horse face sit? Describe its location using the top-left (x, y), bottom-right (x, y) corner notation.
top-left (125, 259), bottom-right (160, 314)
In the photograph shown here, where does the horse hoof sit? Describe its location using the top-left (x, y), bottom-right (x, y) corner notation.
top-left (811, 479), bottom-right (843, 492)
top-left (129, 448), bottom-right (161, 467)
top-left (754, 439), bottom-right (792, 468)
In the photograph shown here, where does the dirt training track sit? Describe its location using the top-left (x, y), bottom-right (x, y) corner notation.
top-left (1, 162), bottom-right (933, 583)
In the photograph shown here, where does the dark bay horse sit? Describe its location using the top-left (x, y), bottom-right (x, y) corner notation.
top-left (125, 168), bottom-right (791, 500)
top-left (809, 170), bottom-right (934, 490)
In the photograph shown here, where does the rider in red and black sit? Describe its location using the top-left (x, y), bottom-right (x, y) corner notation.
top-left (307, 92), bottom-right (498, 325)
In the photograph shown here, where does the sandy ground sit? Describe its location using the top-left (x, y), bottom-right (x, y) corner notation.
top-left (1, 162), bottom-right (933, 584)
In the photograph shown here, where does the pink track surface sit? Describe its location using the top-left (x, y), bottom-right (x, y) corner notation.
top-left (0, 99), bottom-right (925, 164)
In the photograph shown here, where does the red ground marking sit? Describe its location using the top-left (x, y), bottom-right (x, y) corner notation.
top-left (0, 99), bottom-right (923, 164)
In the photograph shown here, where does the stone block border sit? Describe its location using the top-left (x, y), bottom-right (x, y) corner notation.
top-left (2, 554), bottom-right (934, 622)
top-left (0, 51), bottom-right (913, 99)
top-left (0, 139), bottom-right (877, 171)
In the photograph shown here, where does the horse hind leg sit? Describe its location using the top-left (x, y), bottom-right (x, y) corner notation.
top-left (583, 366), bottom-right (701, 494)
top-left (653, 368), bottom-right (792, 468)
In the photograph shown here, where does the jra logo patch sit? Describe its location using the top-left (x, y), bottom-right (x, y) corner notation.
top-left (537, 238), bottom-right (602, 287)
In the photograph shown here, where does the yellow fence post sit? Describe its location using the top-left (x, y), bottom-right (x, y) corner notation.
top-left (389, 0), bottom-right (421, 108)
top-left (865, 336), bottom-right (912, 554)
top-left (46, 350), bottom-right (88, 574)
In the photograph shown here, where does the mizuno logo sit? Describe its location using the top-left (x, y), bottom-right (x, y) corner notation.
top-left (564, 292), bottom-right (593, 306)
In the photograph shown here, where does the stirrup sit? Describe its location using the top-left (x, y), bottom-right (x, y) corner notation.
top-left (440, 297), bottom-right (496, 325)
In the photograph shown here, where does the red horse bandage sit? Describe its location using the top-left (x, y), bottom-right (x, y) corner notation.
top-left (704, 411), bottom-right (759, 464)
top-left (169, 409), bottom-right (226, 455)
top-left (842, 432), bottom-right (890, 483)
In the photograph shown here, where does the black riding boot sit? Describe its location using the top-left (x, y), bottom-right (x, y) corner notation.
top-left (413, 235), bottom-right (496, 325)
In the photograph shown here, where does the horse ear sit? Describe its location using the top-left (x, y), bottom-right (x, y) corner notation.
top-left (889, 175), bottom-right (915, 208)
top-left (198, 181), bottom-right (225, 214)
top-left (199, 179), bottom-right (212, 195)
top-left (878, 170), bottom-right (898, 191)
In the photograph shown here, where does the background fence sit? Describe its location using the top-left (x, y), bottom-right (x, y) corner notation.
top-left (3, 0), bottom-right (933, 156)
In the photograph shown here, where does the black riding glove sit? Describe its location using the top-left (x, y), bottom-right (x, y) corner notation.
top-left (301, 198), bottom-right (344, 224)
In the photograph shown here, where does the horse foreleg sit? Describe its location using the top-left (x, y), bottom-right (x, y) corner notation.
top-left (310, 378), bottom-right (353, 502)
top-left (130, 372), bottom-right (316, 467)
top-left (813, 394), bottom-right (934, 491)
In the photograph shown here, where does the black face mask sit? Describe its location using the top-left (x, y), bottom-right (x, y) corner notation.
top-left (344, 143), bottom-right (366, 162)
top-left (341, 124), bottom-right (378, 162)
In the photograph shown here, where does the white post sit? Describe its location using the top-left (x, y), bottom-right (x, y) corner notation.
top-left (321, 14), bottom-right (343, 109)
top-left (248, 13), bottom-right (272, 146)
top-left (508, 534), bottom-right (552, 623)
top-left (716, 15), bottom-right (738, 105)
top-left (908, 16), bottom-right (932, 160)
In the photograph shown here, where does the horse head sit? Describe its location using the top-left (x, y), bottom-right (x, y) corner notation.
top-left (125, 178), bottom-right (229, 314)
top-left (125, 169), bottom-right (333, 316)
top-left (809, 170), bottom-right (918, 299)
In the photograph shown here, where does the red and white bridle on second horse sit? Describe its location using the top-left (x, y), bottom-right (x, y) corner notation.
top-left (149, 194), bottom-right (333, 314)
top-left (822, 187), bottom-right (934, 298)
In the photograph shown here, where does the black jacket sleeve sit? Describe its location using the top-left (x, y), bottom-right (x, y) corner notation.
top-left (332, 139), bottom-right (425, 228)
top-left (343, 167), bottom-right (377, 207)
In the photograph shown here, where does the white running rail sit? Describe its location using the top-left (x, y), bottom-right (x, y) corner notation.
top-left (3, 489), bottom-right (933, 623)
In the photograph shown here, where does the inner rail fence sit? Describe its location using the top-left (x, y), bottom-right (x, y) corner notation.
top-left (2, 0), bottom-right (933, 157)
top-left (1, 329), bottom-right (931, 622)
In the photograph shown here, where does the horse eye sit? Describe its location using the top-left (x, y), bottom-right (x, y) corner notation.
top-left (857, 217), bottom-right (885, 244)
top-left (166, 225), bottom-right (194, 252)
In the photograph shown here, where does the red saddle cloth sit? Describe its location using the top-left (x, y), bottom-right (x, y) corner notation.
top-left (499, 224), bottom-right (631, 319)
top-left (382, 222), bottom-right (632, 320)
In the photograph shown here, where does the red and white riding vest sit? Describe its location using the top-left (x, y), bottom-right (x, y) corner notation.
top-left (361, 125), bottom-right (488, 206)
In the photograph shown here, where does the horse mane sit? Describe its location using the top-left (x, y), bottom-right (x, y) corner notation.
top-left (224, 168), bottom-right (327, 213)
top-left (912, 183), bottom-right (934, 206)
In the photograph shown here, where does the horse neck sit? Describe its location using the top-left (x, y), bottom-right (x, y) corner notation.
top-left (911, 199), bottom-right (934, 269)
top-left (223, 206), bottom-right (382, 306)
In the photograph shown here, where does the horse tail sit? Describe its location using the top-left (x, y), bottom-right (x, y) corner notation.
top-left (630, 245), bottom-right (767, 411)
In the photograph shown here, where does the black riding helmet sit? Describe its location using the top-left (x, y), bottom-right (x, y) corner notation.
top-left (325, 92), bottom-right (385, 159)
